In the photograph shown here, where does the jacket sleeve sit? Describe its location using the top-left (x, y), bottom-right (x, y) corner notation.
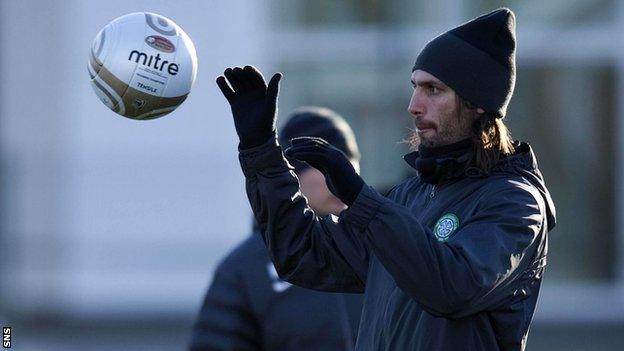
top-left (189, 261), bottom-right (261, 351)
top-left (238, 137), bottom-right (369, 293)
top-left (342, 181), bottom-right (545, 319)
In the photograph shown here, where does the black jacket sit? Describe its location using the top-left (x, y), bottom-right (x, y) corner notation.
top-left (237, 138), bottom-right (556, 351)
top-left (190, 231), bottom-right (363, 350)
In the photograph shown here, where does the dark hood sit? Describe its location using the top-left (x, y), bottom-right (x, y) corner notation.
top-left (493, 142), bottom-right (556, 231)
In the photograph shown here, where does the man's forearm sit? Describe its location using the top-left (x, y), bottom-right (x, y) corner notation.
top-left (238, 137), bottom-right (368, 293)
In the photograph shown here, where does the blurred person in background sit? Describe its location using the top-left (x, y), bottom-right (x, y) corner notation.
top-left (216, 8), bottom-right (556, 351)
top-left (189, 107), bottom-right (364, 351)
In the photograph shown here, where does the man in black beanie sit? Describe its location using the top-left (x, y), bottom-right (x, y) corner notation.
top-left (190, 107), bottom-right (363, 351)
top-left (216, 8), bottom-right (556, 351)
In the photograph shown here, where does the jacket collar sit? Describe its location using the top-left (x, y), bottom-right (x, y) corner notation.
top-left (491, 141), bottom-right (537, 173)
top-left (403, 140), bottom-right (539, 184)
top-left (403, 139), bottom-right (474, 184)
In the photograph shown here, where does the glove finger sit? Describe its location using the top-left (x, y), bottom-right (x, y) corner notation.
top-left (216, 76), bottom-right (235, 101)
top-left (287, 143), bottom-right (349, 173)
top-left (289, 136), bottom-right (313, 146)
top-left (284, 149), bottom-right (328, 165)
top-left (224, 68), bottom-right (243, 92)
top-left (290, 136), bottom-right (326, 147)
top-left (296, 136), bottom-right (344, 155)
top-left (285, 152), bottom-right (326, 174)
top-left (284, 144), bottom-right (324, 156)
top-left (284, 146), bottom-right (313, 158)
top-left (289, 138), bottom-right (313, 148)
top-left (289, 138), bottom-right (337, 156)
top-left (232, 66), bottom-right (252, 92)
top-left (244, 65), bottom-right (266, 89)
top-left (285, 144), bottom-right (332, 161)
top-left (267, 73), bottom-right (282, 103)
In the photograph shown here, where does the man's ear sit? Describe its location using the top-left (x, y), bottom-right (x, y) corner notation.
top-left (477, 108), bottom-right (485, 114)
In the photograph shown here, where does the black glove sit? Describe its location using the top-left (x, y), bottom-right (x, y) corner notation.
top-left (216, 65), bottom-right (282, 149)
top-left (285, 137), bottom-right (364, 206)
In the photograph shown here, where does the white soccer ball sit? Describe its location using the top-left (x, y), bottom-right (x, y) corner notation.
top-left (88, 12), bottom-right (198, 120)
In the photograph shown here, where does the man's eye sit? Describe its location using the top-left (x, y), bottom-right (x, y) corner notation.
top-left (428, 86), bottom-right (439, 94)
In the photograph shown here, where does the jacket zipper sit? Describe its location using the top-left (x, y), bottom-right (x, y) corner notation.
top-left (423, 184), bottom-right (437, 208)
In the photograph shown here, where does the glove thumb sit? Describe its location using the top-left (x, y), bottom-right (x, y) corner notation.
top-left (267, 73), bottom-right (282, 104)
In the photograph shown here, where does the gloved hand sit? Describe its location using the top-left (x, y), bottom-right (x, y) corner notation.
top-left (216, 65), bottom-right (282, 149)
top-left (285, 137), bottom-right (365, 206)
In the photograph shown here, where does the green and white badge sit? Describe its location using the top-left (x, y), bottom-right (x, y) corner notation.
top-left (433, 213), bottom-right (460, 242)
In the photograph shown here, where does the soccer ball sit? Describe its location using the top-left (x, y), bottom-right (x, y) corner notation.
top-left (88, 12), bottom-right (198, 120)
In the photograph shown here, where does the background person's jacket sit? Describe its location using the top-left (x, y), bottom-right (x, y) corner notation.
top-left (237, 138), bottom-right (556, 351)
top-left (189, 229), bottom-right (363, 351)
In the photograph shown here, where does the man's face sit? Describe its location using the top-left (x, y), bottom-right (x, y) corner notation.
top-left (298, 167), bottom-right (347, 216)
top-left (408, 70), bottom-right (475, 147)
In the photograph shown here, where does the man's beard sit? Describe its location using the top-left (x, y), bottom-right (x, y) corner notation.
top-left (407, 105), bottom-right (474, 150)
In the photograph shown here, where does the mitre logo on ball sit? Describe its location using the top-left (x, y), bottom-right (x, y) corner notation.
top-left (88, 12), bottom-right (198, 120)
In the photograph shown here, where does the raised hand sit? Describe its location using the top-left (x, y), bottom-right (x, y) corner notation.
top-left (285, 137), bottom-right (364, 206)
top-left (216, 65), bottom-right (282, 149)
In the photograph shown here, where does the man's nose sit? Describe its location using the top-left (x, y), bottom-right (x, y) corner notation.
top-left (408, 89), bottom-right (425, 117)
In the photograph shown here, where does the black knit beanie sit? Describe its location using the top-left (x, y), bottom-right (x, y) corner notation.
top-left (279, 106), bottom-right (360, 171)
top-left (413, 8), bottom-right (516, 118)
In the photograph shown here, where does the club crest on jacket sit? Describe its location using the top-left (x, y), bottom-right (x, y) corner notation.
top-left (434, 213), bottom-right (460, 242)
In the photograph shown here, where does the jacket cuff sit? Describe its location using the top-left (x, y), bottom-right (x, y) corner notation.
top-left (342, 185), bottom-right (384, 232)
top-left (238, 136), bottom-right (293, 178)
